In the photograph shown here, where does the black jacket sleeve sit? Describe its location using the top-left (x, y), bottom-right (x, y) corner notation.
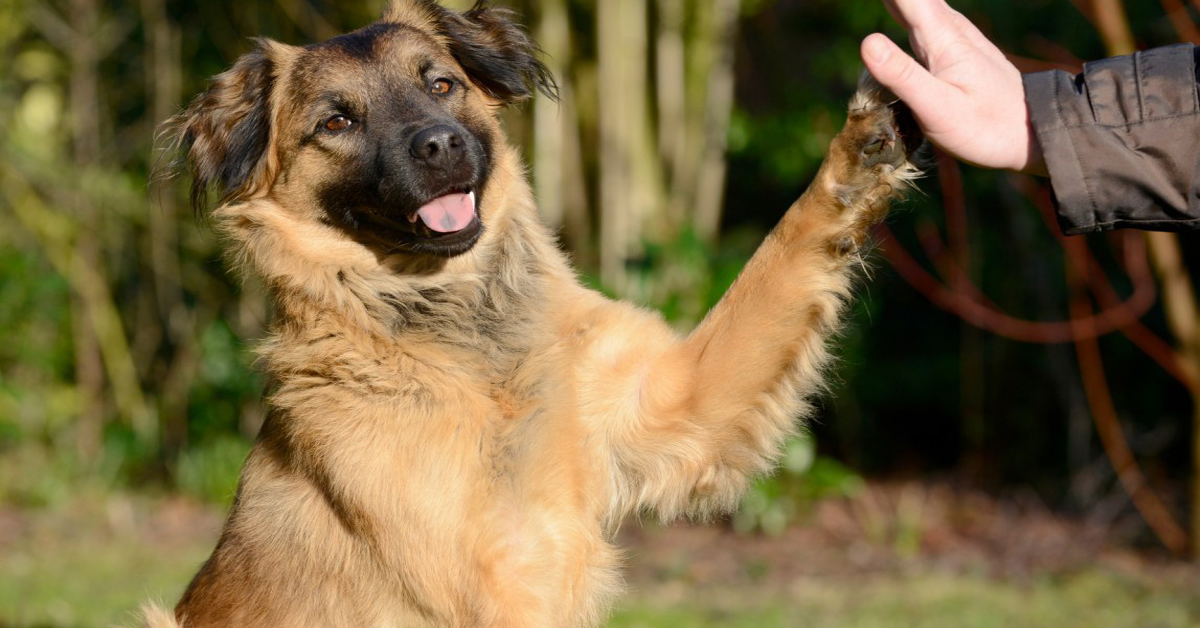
top-left (1023, 44), bottom-right (1200, 234)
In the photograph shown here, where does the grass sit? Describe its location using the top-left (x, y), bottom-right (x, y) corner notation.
top-left (0, 495), bottom-right (211, 628)
top-left (2, 495), bottom-right (1198, 628)
top-left (609, 570), bottom-right (1200, 627)
top-left (2, 539), bottom-right (203, 628)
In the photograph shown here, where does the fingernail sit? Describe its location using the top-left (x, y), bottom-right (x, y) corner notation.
top-left (865, 35), bottom-right (892, 64)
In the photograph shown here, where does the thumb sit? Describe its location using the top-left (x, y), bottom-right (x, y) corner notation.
top-left (860, 33), bottom-right (950, 122)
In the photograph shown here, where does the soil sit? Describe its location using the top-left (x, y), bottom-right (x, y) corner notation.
top-left (2, 480), bottom-right (1193, 594)
top-left (617, 480), bottom-right (1194, 591)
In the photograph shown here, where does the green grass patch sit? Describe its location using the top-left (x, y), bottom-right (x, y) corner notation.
top-left (609, 570), bottom-right (1200, 628)
top-left (2, 497), bottom-right (1197, 628)
top-left (0, 497), bottom-right (213, 628)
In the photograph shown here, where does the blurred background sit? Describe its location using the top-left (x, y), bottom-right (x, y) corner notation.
top-left (3, 0), bottom-right (1200, 625)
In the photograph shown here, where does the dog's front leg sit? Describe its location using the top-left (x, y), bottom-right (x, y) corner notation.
top-left (598, 77), bottom-right (920, 522)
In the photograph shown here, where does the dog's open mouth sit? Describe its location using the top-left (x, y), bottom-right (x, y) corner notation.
top-left (387, 187), bottom-right (484, 256)
top-left (410, 190), bottom-right (476, 234)
top-left (342, 186), bottom-right (485, 257)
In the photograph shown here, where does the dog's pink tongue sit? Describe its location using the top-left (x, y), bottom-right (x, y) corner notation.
top-left (416, 192), bottom-right (475, 233)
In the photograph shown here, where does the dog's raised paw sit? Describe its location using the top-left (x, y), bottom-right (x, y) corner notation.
top-left (845, 72), bottom-right (923, 175)
top-left (824, 71), bottom-right (923, 218)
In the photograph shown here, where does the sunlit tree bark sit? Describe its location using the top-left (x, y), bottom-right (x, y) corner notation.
top-left (1092, 0), bottom-right (1200, 561)
top-left (598, 0), bottom-right (661, 293)
top-left (691, 0), bottom-right (738, 242)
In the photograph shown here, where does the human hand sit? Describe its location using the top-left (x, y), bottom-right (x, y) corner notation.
top-left (861, 0), bottom-right (1046, 174)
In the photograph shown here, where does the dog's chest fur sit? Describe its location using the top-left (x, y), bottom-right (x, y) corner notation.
top-left (224, 205), bottom-right (619, 626)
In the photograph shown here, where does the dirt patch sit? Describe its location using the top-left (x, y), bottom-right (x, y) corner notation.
top-left (617, 481), bottom-right (1192, 591)
top-left (0, 493), bottom-right (223, 554)
top-left (2, 481), bottom-right (1191, 594)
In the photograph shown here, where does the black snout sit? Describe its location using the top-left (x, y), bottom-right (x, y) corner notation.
top-left (410, 124), bottom-right (465, 170)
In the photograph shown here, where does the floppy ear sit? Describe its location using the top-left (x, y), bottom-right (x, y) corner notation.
top-left (442, 2), bottom-right (558, 104)
top-left (385, 0), bottom-right (557, 105)
top-left (166, 39), bottom-right (289, 214)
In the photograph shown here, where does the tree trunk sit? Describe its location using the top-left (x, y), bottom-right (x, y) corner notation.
top-left (656, 0), bottom-right (686, 228)
top-left (1145, 230), bottom-right (1200, 558)
top-left (598, 0), bottom-right (658, 294)
top-left (1092, 0), bottom-right (1199, 559)
top-left (533, 0), bottom-right (568, 231)
top-left (142, 0), bottom-right (190, 458)
top-left (56, 0), bottom-right (155, 451)
top-left (691, 0), bottom-right (739, 242)
top-left (66, 0), bottom-right (107, 461)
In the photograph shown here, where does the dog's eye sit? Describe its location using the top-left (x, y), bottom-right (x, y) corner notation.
top-left (324, 115), bottom-right (354, 132)
top-left (430, 79), bottom-right (455, 96)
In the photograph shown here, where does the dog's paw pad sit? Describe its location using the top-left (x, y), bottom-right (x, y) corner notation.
top-left (845, 74), bottom-right (921, 170)
top-left (827, 71), bottom-right (924, 208)
top-left (816, 71), bottom-right (926, 244)
top-left (859, 123), bottom-right (904, 169)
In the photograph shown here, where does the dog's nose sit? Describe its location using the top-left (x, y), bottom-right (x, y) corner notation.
top-left (410, 125), bottom-right (465, 169)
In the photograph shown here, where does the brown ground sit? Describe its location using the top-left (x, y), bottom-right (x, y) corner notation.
top-left (0, 479), bottom-right (1192, 594)
top-left (618, 480), bottom-right (1194, 590)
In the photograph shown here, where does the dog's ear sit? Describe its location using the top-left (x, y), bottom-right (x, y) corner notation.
top-left (442, 3), bottom-right (558, 104)
top-left (382, 0), bottom-right (441, 29)
top-left (385, 0), bottom-right (557, 105)
top-left (165, 39), bottom-right (293, 214)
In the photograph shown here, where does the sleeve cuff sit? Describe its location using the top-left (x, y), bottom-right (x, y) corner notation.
top-left (1023, 70), bottom-right (1100, 235)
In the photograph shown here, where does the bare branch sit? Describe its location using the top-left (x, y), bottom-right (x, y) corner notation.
top-left (26, 4), bottom-right (75, 50)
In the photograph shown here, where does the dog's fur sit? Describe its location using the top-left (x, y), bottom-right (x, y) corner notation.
top-left (146, 1), bottom-right (919, 626)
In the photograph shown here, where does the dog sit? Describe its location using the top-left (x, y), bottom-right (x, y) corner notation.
top-left (146, 1), bottom-right (919, 625)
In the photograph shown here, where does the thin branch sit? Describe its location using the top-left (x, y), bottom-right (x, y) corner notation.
top-left (879, 224), bottom-right (1156, 343)
top-left (1069, 293), bottom-right (1189, 554)
top-left (1023, 35), bottom-right (1085, 67)
top-left (1092, 0), bottom-right (1137, 54)
top-left (1160, 0), bottom-right (1200, 44)
top-left (938, 153), bottom-right (970, 277)
top-left (1065, 0), bottom-right (1095, 23)
top-left (1006, 53), bottom-right (1081, 74)
top-left (1022, 181), bottom-right (1200, 386)
top-left (25, 4), bottom-right (75, 50)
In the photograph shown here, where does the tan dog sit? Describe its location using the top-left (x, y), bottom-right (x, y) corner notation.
top-left (147, 0), bottom-right (919, 626)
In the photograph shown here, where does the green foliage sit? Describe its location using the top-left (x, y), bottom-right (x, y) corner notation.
top-left (0, 445), bottom-right (83, 508)
top-left (188, 320), bottom-right (264, 441)
top-left (733, 434), bottom-right (866, 536)
top-left (631, 226), bottom-right (757, 328)
top-left (0, 249), bottom-right (76, 430)
top-left (175, 435), bottom-right (250, 506)
top-left (0, 245), bottom-right (87, 507)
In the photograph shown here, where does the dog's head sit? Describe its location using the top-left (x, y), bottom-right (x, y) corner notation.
top-left (172, 0), bottom-right (554, 258)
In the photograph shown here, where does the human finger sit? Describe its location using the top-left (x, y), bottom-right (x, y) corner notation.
top-left (879, 0), bottom-right (911, 31)
top-left (943, 9), bottom-right (1009, 62)
top-left (886, 0), bottom-right (956, 36)
top-left (861, 34), bottom-right (957, 127)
